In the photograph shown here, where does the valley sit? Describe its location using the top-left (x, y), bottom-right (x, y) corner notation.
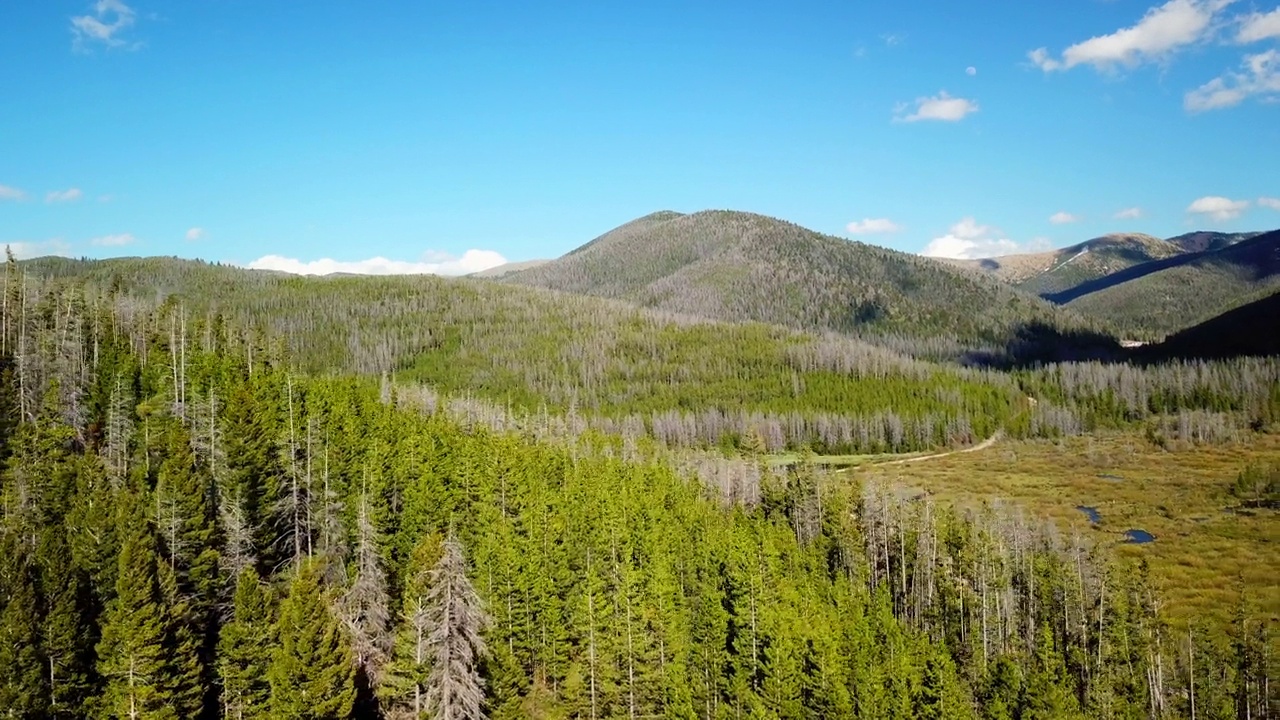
top-left (4, 210), bottom-right (1278, 718)
top-left (8, 2), bottom-right (1280, 715)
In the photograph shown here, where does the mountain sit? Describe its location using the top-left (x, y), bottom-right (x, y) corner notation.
top-left (1145, 289), bottom-right (1280, 359)
top-left (502, 210), bottom-right (1113, 358)
top-left (953, 233), bottom-right (1182, 297)
top-left (1059, 229), bottom-right (1280, 336)
top-left (468, 259), bottom-right (550, 278)
top-left (1164, 230), bottom-right (1260, 254)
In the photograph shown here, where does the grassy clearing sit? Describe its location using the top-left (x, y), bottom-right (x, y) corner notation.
top-left (856, 432), bottom-right (1280, 629)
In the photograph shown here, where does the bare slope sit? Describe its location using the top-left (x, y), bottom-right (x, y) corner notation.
top-left (502, 209), bottom-right (1111, 357)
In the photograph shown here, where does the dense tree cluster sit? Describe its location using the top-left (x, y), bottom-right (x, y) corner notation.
top-left (2, 254), bottom-right (1276, 719)
top-left (21, 254), bottom-right (1279, 463)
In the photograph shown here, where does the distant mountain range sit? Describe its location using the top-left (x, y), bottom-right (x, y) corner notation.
top-left (500, 210), bottom-right (1111, 360)
top-left (949, 233), bottom-right (1182, 296)
top-left (21, 210), bottom-right (1275, 362)
top-left (945, 229), bottom-right (1276, 339)
top-left (1061, 229), bottom-right (1279, 337)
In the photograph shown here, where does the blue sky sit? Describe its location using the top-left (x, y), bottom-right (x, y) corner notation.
top-left (1, 0), bottom-right (1278, 273)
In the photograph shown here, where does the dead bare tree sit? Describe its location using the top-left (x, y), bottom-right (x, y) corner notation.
top-left (425, 535), bottom-right (490, 720)
top-left (341, 492), bottom-right (392, 687)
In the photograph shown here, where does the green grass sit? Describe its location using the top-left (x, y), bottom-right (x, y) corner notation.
top-left (857, 432), bottom-right (1280, 629)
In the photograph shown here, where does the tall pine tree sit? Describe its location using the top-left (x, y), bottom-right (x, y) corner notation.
top-left (268, 558), bottom-right (355, 719)
top-left (217, 568), bottom-right (273, 720)
top-left (95, 491), bottom-right (176, 720)
top-left (0, 530), bottom-right (49, 717)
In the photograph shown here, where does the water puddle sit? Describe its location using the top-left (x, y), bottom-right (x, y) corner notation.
top-left (1076, 505), bottom-right (1101, 523)
top-left (1124, 529), bottom-right (1155, 544)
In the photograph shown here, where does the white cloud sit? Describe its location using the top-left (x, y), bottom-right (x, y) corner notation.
top-left (186, 227), bottom-right (206, 241)
top-left (1027, 48), bottom-right (1063, 72)
top-left (246, 249), bottom-right (508, 276)
top-left (45, 188), bottom-right (83, 204)
top-left (1186, 195), bottom-right (1250, 220)
top-left (897, 91), bottom-right (979, 122)
top-left (920, 217), bottom-right (1050, 259)
top-left (1237, 7), bottom-right (1280, 43)
top-left (1184, 49), bottom-right (1280, 111)
top-left (1049, 211), bottom-right (1081, 224)
top-left (90, 233), bottom-right (137, 247)
top-left (966, 66), bottom-right (977, 76)
top-left (4, 239), bottom-right (72, 259)
top-left (0, 185), bottom-right (28, 201)
top-left (882, 33), bottom-right (903, 46)
top-left (845, 218), bottom-right (902, 235)
top-left (71, 0), bottom-right (137, 51)
top-left (1259, 197), bottom-right (1280, 210)
top-left (1029, 0), bottom-right (1234, 72)
top-left (1114, 207), bottom-right (1145, 219)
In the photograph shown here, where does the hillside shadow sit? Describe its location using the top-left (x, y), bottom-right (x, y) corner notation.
top-left (961, 321), bottom-right (1124, 369)
top-left (1044, 230), bottom-right (1279, 304)
top-left (1044, 252), bottom-right (1200, 304)
top-left (1137, 291), bottom-right (1280, 361)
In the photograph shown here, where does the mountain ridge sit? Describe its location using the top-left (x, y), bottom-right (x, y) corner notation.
top-left (502, 209), bottom-right (1114, 360)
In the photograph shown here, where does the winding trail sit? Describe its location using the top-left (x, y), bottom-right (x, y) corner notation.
top-left (865, 430), bottom-right (1003, 468)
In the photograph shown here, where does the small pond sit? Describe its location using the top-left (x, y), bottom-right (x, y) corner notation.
top-left (1076, 505), bottom-right (1101, 523)
top-left (1124, 529), bottom-right (1155, 544)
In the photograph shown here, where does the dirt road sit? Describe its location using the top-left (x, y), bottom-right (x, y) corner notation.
top-left (867, 430), bottom-right (1002, 467)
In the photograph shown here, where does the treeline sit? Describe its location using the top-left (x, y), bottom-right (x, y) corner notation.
top-left (14, 256), bottom-right (1278, 460)
top-left (1016, 358), bottom-right (1280, 442)
top-left (1, 257), bottom-right (1276, 718)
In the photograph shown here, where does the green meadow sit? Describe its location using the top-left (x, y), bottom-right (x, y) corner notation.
top-left (857, 433), bottom-right (1280, 628)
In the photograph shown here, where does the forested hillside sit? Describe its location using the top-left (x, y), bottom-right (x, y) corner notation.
top-left (952, 234), bottom-right (1182, 297)
top-left (1, 252), bottom-right (1274, 719)
top-left (501, 210), bottom-right (1112, 358)
top-left (21, 254), bottom-right (1280, 461)
top-left (19, 254), bottom-right (1024, 456)
top-left (1057, 230), bottom-right (1280, 337)
top-left (1147, 289), bottom-right (1280, 360)
top-left (1165, 231), bottom-right (1260, 254)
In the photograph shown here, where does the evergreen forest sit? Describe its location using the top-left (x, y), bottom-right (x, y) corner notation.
top-left (1, 240), bottom-right (1276, 719)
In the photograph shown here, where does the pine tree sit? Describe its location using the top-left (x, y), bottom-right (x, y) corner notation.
top-left (424, 535), bottom-right (490, 720)
top-left (95, 492), bottom-right (177, 720)
top-left (0, 531), bottom-right (50, 717)
top-left (381, 533), bottom-right (444, 718)
top-left (916, 646), bottom-right (974, 720)
top-left (268, 558), bottom-right (356, 719)
top-left (153, 421), bottom-right (220, 717)
top-left (1022, 623), bottom-right (1083, 720)
top-left (37, 528), bottom-right (95, 717)
top-left (159, 562), bottom-right (206, 719)
top-left (222, 379), bottom-right (285, 573)
top-left (217, 568), bottom-right (273, 720)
